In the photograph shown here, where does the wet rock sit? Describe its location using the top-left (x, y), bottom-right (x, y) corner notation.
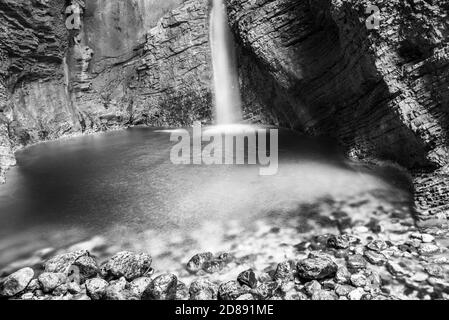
top-left (44, 250), bottom-right (89, 274)
top-left (366, 270), bottom-right (381, 289)
top-left (175, 281), bottom-right (189, 300)
top-left (350, 274), bottom-right (368, 288)
top-left (348, 288), bottom-right (366, 300)
top-left (142, 274), bottom-right (177, 300)
top-left (258, 272), bottom-right (273, 283)
top-left (218, 281), bottom-right (247, 300)
top-left (309, 235), bottom-right (332, 251)
top-left (335, 284), bottom-right (355, 297)
top-left (366, 240), bottom-right (388, 252)
top-left (296, 256), bottom-right (338, 280)
top-left (322, 279), bottom-right (336, 290)
top-left (101, 251), bottom-right (152, 281)
top-left (129, 277), bottom-right (152, 299)
top-left (303, 280), bottom-right (322, 296)
top-left (189, 279), bottom-right (218, 300)
top-left (85, 278), bottom-right (108, 300)
top-left (311, 290), bottom-right (338, 300)
top-left (237, 269), bottom-right (257, 289)
top-left (386, 261), bottom-right (410, 277)
top-left (187, 252), bottom-right (232, 274)
top-left (335, 266), bottom-right (351, 284)
top-left (186, 252), bottom-right (214, 274)
top-left (72, 255), bottom-right (99, 282)
top-left (202, 259), bottom-right (226, 274)
top-left (346, 254), bottom-right (367, 273)
top-left (253, 281), bottom-right (280, 300)
top-left (27, 279), bottom-right (41, 292)
top-left (273, 261), bottom-right (294, 282)
top-left (327, 234), bottom-right (356, 249)
top-left (53, 284), bottom-right (68, 296)
top-left (38, 272), bottom-right (67, 293)
top-left (418, 244), bottom-right (440, 256)
top-left (67, 282), bottom-right (82, 294)
top-left (0, 267), bottom-right (34, 297)
top-left (34, 290), bottom-right (44, 298)
top-left (364, 250), bottom-right (386, 265)
top-left (217, 252), bottom-right (233, 263)
top-left (104, 277), bottom-right (133, 300)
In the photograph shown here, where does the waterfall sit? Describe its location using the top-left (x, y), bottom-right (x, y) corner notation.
top-left (209, 0), bottom-right (242, 125)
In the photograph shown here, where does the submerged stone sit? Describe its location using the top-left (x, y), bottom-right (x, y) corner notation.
top-left (297, 256), bottom-right (338, 280)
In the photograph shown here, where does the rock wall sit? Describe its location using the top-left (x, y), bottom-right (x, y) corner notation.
top-left (227, 0), bottom-right (449, 220)
top-left (0, 0), bottom-right (212, 182)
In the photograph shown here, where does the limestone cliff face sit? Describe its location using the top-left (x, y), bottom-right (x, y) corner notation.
top-left (227, 0), bottom-right (449, 220)
top-left (0, 0), bottom-right (211, 182)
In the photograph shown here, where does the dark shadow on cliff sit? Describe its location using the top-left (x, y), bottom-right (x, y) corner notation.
top-left (230, 0), bottom-right (437, 171)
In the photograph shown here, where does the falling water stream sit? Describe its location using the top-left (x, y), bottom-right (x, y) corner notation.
top-left (209, 0), bottom-right (242, 124)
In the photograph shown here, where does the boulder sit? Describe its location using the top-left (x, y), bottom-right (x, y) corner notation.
top-left (175, 281), bottom-right (189, 300)
top-left (101, 251), bottom-right (152, 281)
top-left (38, 272), bottom-right (67, 293)
top-left (218, 281), bottom-right (247, 300)
top-left (297, 256), bottom-right (338, 280)
top-left (104, 277), bottom-right (134, 300)
top-left (189, 279), bottom-right (218, 300)
top-left (129, 277), bottom-right (152, 299)
top-left (44, 250), bottom-right (89, 274)
top-left (303, 280), bottom-right (322, 297)
top-left (186, 252), bottom-right (231, 274)
top-left (346, 254), bottom-right (367, 273)
top-left (72, 254), bottom-right (99, 282)
top-left (364, 250), bottom-right (386, 266)
top-left (142, 274), bottom-right (177, 300)
top-left (85, 277), bottom-right (109, 300)
top-left (237, 269), bottom-right (257, 289)
top-left (0, 267), bottom-right (34, 297)
top-left (273, 261), bottom-right (294, 282)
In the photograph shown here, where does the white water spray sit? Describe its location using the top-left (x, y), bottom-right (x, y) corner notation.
top-left (209, 0), bottom-right (242, 125)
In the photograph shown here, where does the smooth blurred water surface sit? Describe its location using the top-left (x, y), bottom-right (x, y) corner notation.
top-left (0, 127), bottom-right (411, 268)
